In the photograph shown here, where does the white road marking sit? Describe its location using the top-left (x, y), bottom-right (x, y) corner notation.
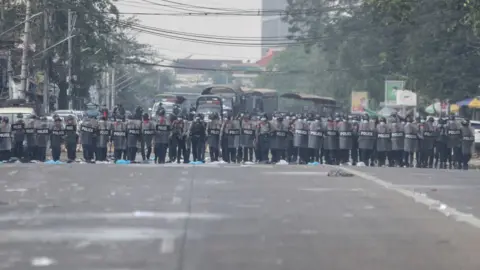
top-left (263, 171), bottom-right (328, 175)
top-left (31, 257), bottom-right (57, 267)
top-left (171, 197), bottom-right (182, 204)
top-left (394, 184), bottom-right (480, 190)
top-left (0, 228), bottom-right (181, 243)
top-left (5, 188), bottom-right (27, 192)
top-left (299, 188), bottom-right (364, 192)
top-left (160, 237), bottom-right (175, 254)
top-left (336, 166), bottom-right (480, 229)
top-left (0, 212), bottom-right (227, 222)
top-left (7, 170), bottom-right (18, 176)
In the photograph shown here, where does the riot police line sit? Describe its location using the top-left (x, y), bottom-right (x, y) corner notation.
top-left (0, 108), bottom-right (475, 169)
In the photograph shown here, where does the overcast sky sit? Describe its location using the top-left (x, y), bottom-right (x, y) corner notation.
top-left (116, 0), bottom-right (262, 61)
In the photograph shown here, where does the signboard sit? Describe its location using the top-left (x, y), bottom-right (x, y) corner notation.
top-left (197, 96), bottom-right (221, 105)
top-left (351, 91), bottom-right (369, 113)
top-left (385, 80), bottom-right (405, 105)
top-left (395, 90), bottom-right (417, 106)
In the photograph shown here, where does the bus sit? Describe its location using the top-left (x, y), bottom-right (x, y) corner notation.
top-left (152, 94), bottom-right (186, 116)
top-left (196, 95), bottom-right (223, 121)
top-left (243, 88), bottom-right (278, 115)
top-left (279, 93), bottom-right (338, 116)
top-left (201, 85), bottom-right (245, 115)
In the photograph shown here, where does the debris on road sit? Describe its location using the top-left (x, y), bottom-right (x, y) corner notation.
top-left (327, 169), bottom-right (354, 177)
top-left (31, 257), bottom-right (57, 267)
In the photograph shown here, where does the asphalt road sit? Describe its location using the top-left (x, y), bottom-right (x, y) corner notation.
top-left (0, 164), bottom-right (480, 270)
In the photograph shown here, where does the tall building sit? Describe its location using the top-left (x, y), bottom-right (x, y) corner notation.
top-left (261, 0), bottom-right (289, 56)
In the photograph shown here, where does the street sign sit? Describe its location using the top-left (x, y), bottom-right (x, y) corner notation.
top-left (385, 80), bottom-right (405, 105)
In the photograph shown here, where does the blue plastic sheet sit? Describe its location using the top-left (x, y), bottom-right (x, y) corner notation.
top-left (189, 161), bottom-right (204, 165)
top-left (45, 160), bottom-right (65, 164)
top-left (115, 160), bottom-right (131, 164)
top-left (308, 162), bottom-right (320, 166)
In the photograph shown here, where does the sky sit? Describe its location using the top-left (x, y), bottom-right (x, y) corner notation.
top-left (116, 0), bottom-right (262, 62)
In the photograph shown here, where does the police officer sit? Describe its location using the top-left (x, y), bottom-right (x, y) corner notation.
top-left (389, 115), bottom-right (405, 167)
top-left (183, 112), bottom-right (193, 163)
top-left (206, 112), bottom-right (222, 162)
top-left (0, 117), bottom-right (11, 161)
top-left (11, 113), bottom-right (25, 159)
top-left (271, 113), bottom-right (288, 163)
top-left (293, 114), bottom-right (308, 164)
top-left (50, 117), bottom-right (65, 161)
top-left (189, 113), bottom-right (207, 162)
top-left (80, 113), bottom-right (97, 163)
top-left (323, 116), bottom-right (339, 165)
top-left (435, 117), bottom-right (449, 169)
top-left (446, 114), bottom-right (462, 169)
top-left (460, 119), bottom-right (475, 170)
top-left (403, 116), bottom-right (418, 167)
top-left (420, 116), bottom-right (436, 168)
top-left (24, 115), bottom-right (37, 162)
top-left (358, 114), bottom-right (376, 166)
top-left (171, 114), bottom-right (187, 163)
top-left (96, 115), bottom-right (110, 162)
top-left (350, 115), bottom-right (360, 166)
top-left (240, 113), bottom-right (256, 163)
top-left (126, 114), bottom-right (141, 162)
top-left (35, 116), bottom-right (50, 162)
top-left (64, 115), bottom-right (78, 162)
top-left (111, 114), bottom-right (127, 161)
top-left (141, 113), bottom-right (155, 161)
top-left (376, 117), bottom-right (391, 167)
top-left (154, 109), bottom-right (170, 164)
top-left (255, 113), bottom-right (272, 163)
top-left (338, 115), bottom-right (353, 165)
top-left (286, 113), bottom-right (296, 163)
top-left (221, 111), bottom-right (241, 163)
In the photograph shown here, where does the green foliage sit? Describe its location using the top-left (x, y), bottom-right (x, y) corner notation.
top-left (2, 0), bottom-right (159, 109)
top-left (273, 0), bottom-right (480, 107)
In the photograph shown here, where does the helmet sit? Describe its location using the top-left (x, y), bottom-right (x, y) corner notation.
top-left (142, 112), bottom-right (149, 120)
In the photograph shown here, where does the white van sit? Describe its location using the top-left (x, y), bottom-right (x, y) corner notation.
top-left (0, 107), bottom-right (35, 122)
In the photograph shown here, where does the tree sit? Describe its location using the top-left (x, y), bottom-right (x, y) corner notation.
top-left (281, 0), bottom-right (480, 106)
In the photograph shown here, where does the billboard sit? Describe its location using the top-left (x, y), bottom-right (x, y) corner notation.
top-left (351, 91), bottom-right (369, 113)
top-left (385, 80), bottom-right (405, 105)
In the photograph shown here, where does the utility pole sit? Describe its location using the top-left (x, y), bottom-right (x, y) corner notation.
top-left (42, 0), bottom-right (50, 114)
top-left (7, 50), bottom-right (12, 99)
top-left (110, 67), bottom-right (115, 110)
top-left (104, 71), bottom-right (109, 109)
top-left (19, 0), bottom-right (32, 100)
top-left (67, 9), bottom-right (73, 110)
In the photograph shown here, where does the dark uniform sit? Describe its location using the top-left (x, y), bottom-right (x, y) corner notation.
top-left (50, 117), bottom-right (65, 161)
top-left (206, 113), bottom-right (222, 162)
top-left (35, 116), bottom-right (50, 162)
top-left (171, 116), bottom-right (188, 163)
top-left (0, 117), bottom-right (12, 161)
top-left (11, 114), bottom-right (25, 159)
top-left (64, 116), bottom-right (78, 162)
top-left (350, 116), bottom-right (360, 165)
top-left (189, 115), bottom-right (207, 162)
top-left (255, 115), bottom-right (272, 163)
top-left (460, 119), bottom-right (475, 170)
top-left (154, 111), bottom-right (171, 164)
top-left (434, 118), bottom-right (449, 169)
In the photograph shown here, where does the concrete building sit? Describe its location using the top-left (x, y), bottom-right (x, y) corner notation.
top-left (261, 0), bottom-right (289, 57)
